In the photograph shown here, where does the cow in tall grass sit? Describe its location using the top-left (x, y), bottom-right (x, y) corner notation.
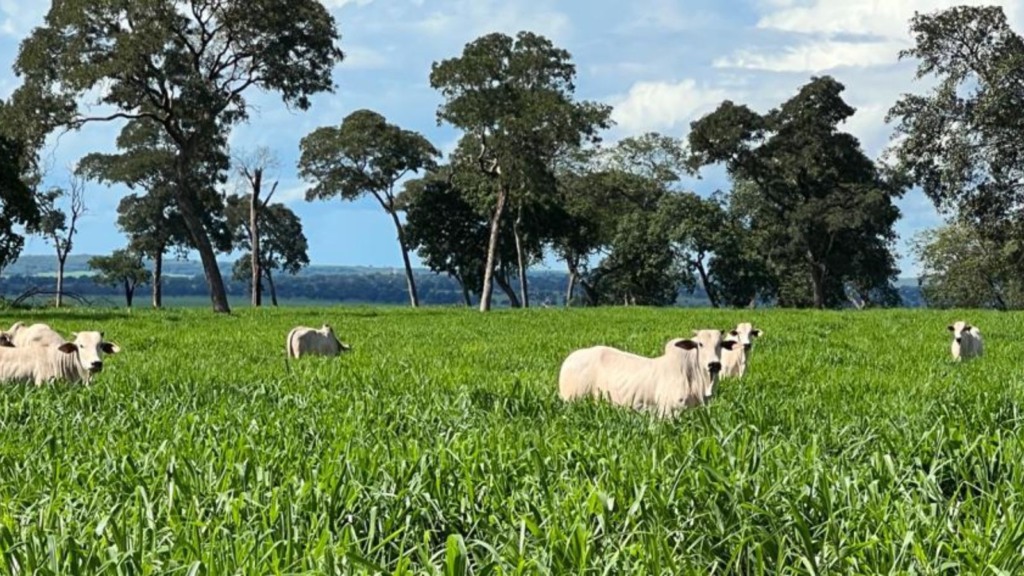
top-left (558, 329), bottom-right (737, 418)
top-left (286, 324), bottom-right (352, 359)
top-left (0, 331), bottom-right (121, 385)
top-left (721, 322), bottom-right (762, 378)
top-left (948, 321), bottom-right (983, 361)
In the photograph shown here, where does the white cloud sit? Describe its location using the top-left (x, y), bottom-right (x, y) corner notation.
top-left (609, 79), bottom-right (730, 134)
top-left (408, 0), bottom-right (572, 46)
top-left (322, 0), bottom-right (374, 9)
top-left (714, 39), bottom-right (906, 72)
top-left (756, 0), bottom-right (1023, 39)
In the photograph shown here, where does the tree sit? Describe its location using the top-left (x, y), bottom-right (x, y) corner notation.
top-left (688, 76), bottom-right (904, 309)
top-left (0, 102), bottom-right (42, 280)
top-left (658, 191), bottom-right (728, 307)
top-left (88, 249), bottom-right (150, 309)
top-left (587, 210), bottom-right (687, 306)
top-left (30, 173), bottom-right (86, 308)
top-left (13, 0), bottom-right (344, 313)
top-left (911, 221), bottom-right (1024, 309)
top-left (79, 119), bottom-right (233, 309)
top-left (226, 196), bottom-right (309, 306)
top-left (429, 31), bottom-right (612, 311)
top-left (399, 170), bottom-right (489, 307)
top-left (298, 109), bottom-right (440, 307)
top-left (234, 147), bottom-right (280, 307)
top-left (886, 5), bottom-right (1024, 265)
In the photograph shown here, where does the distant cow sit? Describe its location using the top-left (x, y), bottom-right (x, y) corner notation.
top-left (558, 329), bottom-right (736, 418)
top-left (948, 321), bottom-right (983, 361)
top-left (721, 322), bottom-right (762, 378)
top-left (0, 331), bottom-right (121, 385)
top-left (286, 324), bottom-right (352, 360)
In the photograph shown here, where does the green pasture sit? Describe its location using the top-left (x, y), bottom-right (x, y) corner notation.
top-left (0, 306), bottom-right (1019, 574)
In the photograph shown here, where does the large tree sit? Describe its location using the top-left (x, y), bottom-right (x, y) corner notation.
top-left (886, 5), bottom-right (1024, 262)
top-left (226, 195), bottom-right (309, 306)
top-left (13, 0), bottom-right (344, 313)
top-left (79, 119), bottom-right (232, 309)
top-left (429, 31), bottom-right (612, 311)
top-left (233, 147), bottom-right (280, 307)
top-left (688, 76), bottom-right (904, 308)
top-left (298, 109), bottom-right (440, 307)
top-left (31, 175), bottom-right (87, 308)
top-left (0, 103), bottom-right (42, 279)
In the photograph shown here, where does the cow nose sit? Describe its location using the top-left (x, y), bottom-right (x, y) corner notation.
top-left (708, 361), bottom-right (722, 373)
top-left (743, 343), bottom-right (752, 351)
top-left (90, 361), bottom-right (103, 371)
top-left (955, 337), bottom-right (961, 343)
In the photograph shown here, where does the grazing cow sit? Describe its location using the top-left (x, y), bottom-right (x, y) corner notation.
top-left (948, 321), bottom-right (983, 361)
top-left (721, 322), bottom-right (762, 378)
top-left (558, 329), bottom-right (737, 418)
top-left (286, 324), bottom-right (351, 360)
top-left (7, 323), bottom-right (67, 347)
top-left (0, 331), bottom-right (121, 385)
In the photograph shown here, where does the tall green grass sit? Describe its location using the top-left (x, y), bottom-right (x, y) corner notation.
top-left (0, 306), bottom-right (1020, 574)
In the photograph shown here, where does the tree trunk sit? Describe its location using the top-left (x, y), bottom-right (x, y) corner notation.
top-left (388, 210), bottom-right (419, 307)
top-left (566, 268), bottom-right (577, 307)
top-left (694, 258), bottom-right (719, 308)
top-left (460, 281), bottom-right (472, 307)
top-left (494, 272), bottom-right (521, 308)
top-left (513, 204), bottom-right (529, 308)
top-left (124, 278), bottom-right (134, 308)
top-left (250, 180), bottom-right (262, 307)
top-left (265, 268), bottom-right (278, 306)
top-left (174, 189), bottom-right (231, 313)
top-left (809, 258), bottom-right (826, 310)
top-left (55, 257), bottom-right (65, 308)
top-left (479, 183), bottom-right (509, 312)
top-left (152, 250), bottom-right (163, 309)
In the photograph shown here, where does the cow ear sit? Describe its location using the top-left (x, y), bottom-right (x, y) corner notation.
top-left (722, 340), bottom-right (738, 350)
top-left (101, 342), bottom-right (121, 354)
top-left (964, 324), bottom-right (972, 331)
top-left (675, 339), bottom-right (698, 350)
top-left (57, 343), bottom-right (76, 354)
top-left (947, 325), bottom-right (954, 332)
top-left (752, 329), bottom-right (762, 337)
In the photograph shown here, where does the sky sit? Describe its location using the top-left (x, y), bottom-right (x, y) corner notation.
top-left (2, 0), bottom-right (1022, 277)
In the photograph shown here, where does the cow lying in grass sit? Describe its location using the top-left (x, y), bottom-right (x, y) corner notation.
top-left (948, 321), bottom-right (983, 361)
top-left (0, 331), bottom-right (121, 385)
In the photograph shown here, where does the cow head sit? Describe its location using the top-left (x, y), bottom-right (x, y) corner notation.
top-left (321, 323), bottom-right (352, 353)
top-left (727, 322), bottom-right (763, 351)
top-left (56, 331), bottom-right (121, 376)
top-left (674, 329), bottom-right (738, 397)
top-left (947, 321), bottom-right (972, 344)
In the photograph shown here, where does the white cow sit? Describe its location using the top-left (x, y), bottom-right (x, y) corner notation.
top-left (948, 321), bottom-right (983, 361)
top-left (0, 321), bottom-right (23, 347)
top-left (558, 329), bottom-right (737, 418)
top-left (721, 322), bottom-right (762, 378)
top-left (8, 323), bottom-right (67, 347)
top-left (286, 324), bottom-right (351, 360)
top-left (0, 331), bottom-right (121, 385)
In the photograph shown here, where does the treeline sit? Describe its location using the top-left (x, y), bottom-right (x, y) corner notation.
top-left (0, 270), bottom-right (927, 308)
top-left (0, 3), bottom-right (1020, 311)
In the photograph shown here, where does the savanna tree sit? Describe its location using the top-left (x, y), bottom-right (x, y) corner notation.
top-left (299, 109), bottom-right (440, 307)
top-left (30, 174), bottom-right (87, 308)
top-left (89, 248), bottom-right (150, 309)
top-left (13, 0), bottom-right (344, 313)
top-left (234, 147), bottom-right (281, 307)
top-left (429, 31), bottom-right (612, 311)
top-left (226, 196), bottom-right (309, 306)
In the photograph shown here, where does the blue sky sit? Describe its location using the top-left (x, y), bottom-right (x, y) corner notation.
top-left (2, 0), bottom-right (1021, 276)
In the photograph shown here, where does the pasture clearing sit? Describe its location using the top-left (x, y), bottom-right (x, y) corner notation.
top-left (0, 306), bottom-right (1019, 574)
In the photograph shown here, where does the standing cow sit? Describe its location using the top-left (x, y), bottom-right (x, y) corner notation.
top-left (558, 329), bottom-right (736, 418)
top-left (721, 322), bottom-right (762, 378)
top-left (948, 321), bottom-right (983, 361)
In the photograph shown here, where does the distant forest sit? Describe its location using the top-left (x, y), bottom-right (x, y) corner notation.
top-left (0, 255), bottom-right (926, 308)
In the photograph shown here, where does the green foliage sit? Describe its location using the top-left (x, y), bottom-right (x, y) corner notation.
top-left (0, 102), bottom-right (42, 277)
top-left (912, 222), bottom-right (1024, 309)
top-left (226, 195), bottom-right (310, 281)
top-left (0, 306), bottom-right (1015, 572)
top-left (886, 5), bottom-right (1024, 256)
top-left (87, 249), bottom-right (150, 307)
top-left (688, 76), bottom-right (904, 308)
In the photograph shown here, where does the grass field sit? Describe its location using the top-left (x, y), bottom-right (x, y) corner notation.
top-left (0, 306), bottom-right (1019, 574)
